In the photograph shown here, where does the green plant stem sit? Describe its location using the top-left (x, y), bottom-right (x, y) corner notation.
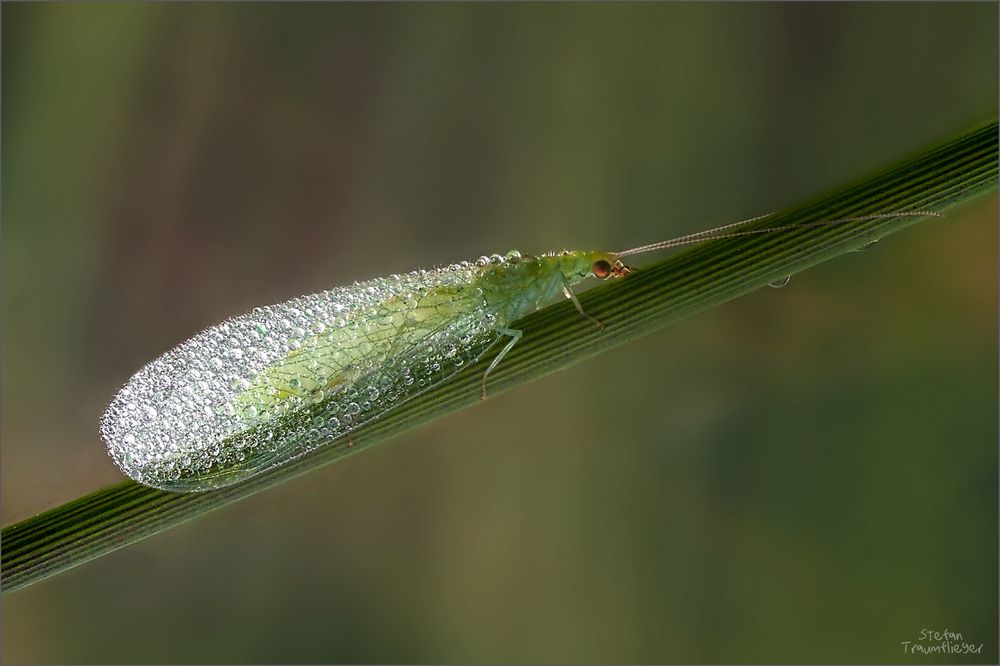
top-left (2, 120), bottom-right (996, 594)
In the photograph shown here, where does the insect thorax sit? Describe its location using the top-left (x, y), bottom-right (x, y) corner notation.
top-left (474, 251), bottom-right (602, 321)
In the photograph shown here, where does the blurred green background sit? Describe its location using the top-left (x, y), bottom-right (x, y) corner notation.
top-left (2, 3), bottom-right (997, 663)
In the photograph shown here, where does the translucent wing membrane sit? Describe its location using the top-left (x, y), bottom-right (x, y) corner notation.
top-left (180, 321), bottom-right (502, 492)
top-left (101, 265), bottom-right (502, 491)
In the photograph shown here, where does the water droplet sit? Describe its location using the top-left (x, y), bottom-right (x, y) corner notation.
top-left (231, 377), bottom-right (251, 391)
top-left (768, 275), bottom-right (791, 289)
top-left (476, 256), bottom-right (490, 267)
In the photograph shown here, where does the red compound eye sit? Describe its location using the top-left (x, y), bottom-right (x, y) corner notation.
top-left (592, 260), bottom-right (613, 279)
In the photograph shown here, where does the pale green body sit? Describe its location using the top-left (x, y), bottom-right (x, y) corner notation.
top-left (102, 249), bottom-right (613, 492)
top-left (242, 250), bottom-right (607, 410)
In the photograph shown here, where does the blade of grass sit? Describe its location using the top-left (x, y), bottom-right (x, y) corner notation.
top-left (3, 119), bottom-right (997, 594)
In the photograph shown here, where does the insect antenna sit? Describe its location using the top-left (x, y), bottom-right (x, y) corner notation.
top-left (616, 210), bottom-right (943, 258)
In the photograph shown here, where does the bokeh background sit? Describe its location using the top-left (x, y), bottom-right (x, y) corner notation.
top-left (2, 3), bottom-right (997, 663)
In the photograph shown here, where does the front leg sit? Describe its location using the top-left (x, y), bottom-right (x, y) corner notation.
top-left (560, 274), bottom-right (605, 331)
top-left (481, 327), bottom-right (522, 400)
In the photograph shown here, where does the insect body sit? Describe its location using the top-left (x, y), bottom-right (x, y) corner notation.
top-left (101, 248), bottom-right (626, 492)
top-left (101, 211), bottom-right (937, 492)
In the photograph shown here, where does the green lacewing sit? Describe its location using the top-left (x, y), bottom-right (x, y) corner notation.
top-left (101, 211), bottom-right (939, 492)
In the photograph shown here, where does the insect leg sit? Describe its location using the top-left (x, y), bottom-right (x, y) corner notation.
top-left (481, 327), bottom-right (522, 401)
top-left (560, 275), bottom-right (605, 331)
